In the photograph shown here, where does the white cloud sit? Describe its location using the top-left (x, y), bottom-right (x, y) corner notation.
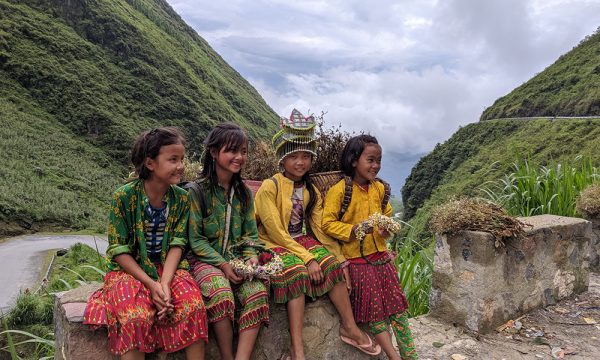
top-left (167, 0), bottom-right (600, 156)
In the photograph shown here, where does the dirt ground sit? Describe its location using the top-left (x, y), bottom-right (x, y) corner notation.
top-left (410, 273), bottom-right (600, 360)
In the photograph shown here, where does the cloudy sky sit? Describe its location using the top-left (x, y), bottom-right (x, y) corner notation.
top-left (167, 0), bottom-right (600, 189)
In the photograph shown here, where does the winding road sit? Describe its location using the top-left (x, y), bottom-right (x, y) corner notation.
top-left (0, 234), bottom-right (108, 313)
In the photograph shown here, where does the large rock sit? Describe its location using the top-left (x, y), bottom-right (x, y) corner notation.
top-left (430, 214), bottom-right (591, 333)
top-left (54, 284), bottom-right (387, 359)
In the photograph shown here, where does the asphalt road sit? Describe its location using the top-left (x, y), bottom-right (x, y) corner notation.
top-left (0, 234), bottom-right (107, 313)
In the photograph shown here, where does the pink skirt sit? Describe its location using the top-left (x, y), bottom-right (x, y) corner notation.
top-left (348, 252), bottom-right (409, 323)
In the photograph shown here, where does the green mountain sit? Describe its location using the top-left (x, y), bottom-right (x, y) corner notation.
top-left (402, 29), bottom-right (600, 241)
top-left (0, 0), bottom-right (278, 235)
top-left (481, 28), bottom-right (600, 120)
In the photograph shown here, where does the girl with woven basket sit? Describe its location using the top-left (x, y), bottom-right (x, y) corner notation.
top-left (254, 110), bottom-right (381, 360)
top-left (322, 134), bottom-right (418, 360)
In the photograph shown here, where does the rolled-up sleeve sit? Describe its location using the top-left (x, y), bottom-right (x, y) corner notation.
top-left (170, 193), bottom-right (190, 249)
top-left (106, 190), bottom-right (133, 259)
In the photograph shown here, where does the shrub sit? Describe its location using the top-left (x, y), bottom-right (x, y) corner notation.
top-left (7, 293), bottom-right (53, 327)
top-left (244, 139), bottom-right (278, 180)
top-left (311, 112), bottom-right (354, 173)
top-left (430, 198), bottom-right (527, 248)
top-left (183, 155), bottom-right (203, 182)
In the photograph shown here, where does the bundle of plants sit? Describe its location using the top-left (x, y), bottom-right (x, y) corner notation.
top-left (244, 139), bottom-right (278, 180)
top-left (430, 197), bottom-right (527, 248)
top-left (576, 183), bottom-right (600, 219)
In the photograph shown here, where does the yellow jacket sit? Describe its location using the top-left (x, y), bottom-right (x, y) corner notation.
top-left (322, 179), bottom-right (393, 259)
top-left (255, 173), bottom-right (345, 264)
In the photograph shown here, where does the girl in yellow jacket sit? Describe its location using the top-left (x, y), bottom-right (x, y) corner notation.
top-left (322, 134), bottom-right (418, 360)
top-left (254, 109), bottom-right (381, 359)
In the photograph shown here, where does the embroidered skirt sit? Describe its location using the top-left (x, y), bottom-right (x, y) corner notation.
top-left (270, 235), bottom-right (343, 303)
top-left (188, 258), bottom-right (269, 332)
top-left (83, 267), bottom-right (208, 355)
top-left (348, 252), bottom-right (409, 324)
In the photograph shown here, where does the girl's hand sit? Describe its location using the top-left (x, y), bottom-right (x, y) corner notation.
top-left (245, 256), bottom-right (259, 267)
top-left (342, 267), bottom-right (352, 293)
top-left (378, 228), bottom-right (390, 238)
top-left (149, 281), bottom-right (168, 311)
top-left (220, 263), bottom-right (243, 284)
top-left (351, 222), bottom-right (374, 240)
top-left (307, 260), bottom-right (324, 284)
top-left (157, 281), bottom-right (174, 321)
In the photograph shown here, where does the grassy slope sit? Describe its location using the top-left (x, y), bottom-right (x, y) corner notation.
top-left (403, 118), bottom-right (600, 242)
top-left (0, 73), bottom-right (122, 231)
top-left (0, 0), bottom-right (278, 233)
top-left (481, 29), bottom-right (600, 120)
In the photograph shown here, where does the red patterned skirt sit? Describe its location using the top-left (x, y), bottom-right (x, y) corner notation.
top-left (188, 257), bottom-right (269, 332)
top-left (348, 252), bottom-right (409, 324)
top-left (83, 267), bottom-right (208, 355)
top-left (270, 235), bottom-right (343, 303)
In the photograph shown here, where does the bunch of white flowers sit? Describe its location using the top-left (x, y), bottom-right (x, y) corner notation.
top-left (229, 253), bottom-right (284, 281)
top-left (353, 213), bottom-right (401, 240)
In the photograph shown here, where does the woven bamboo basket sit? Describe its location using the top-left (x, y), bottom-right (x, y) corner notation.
top-left (309, 170), bottom-right (344, 197)
top-left (244, 171), bottom-right (344, 197)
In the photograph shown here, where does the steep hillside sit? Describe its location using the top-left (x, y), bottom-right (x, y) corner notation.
top-left (402, 118), bottom-right (600, 241)
top-left (481, 28), bottom-right (600, 120)
top-left (0, 0), bottom-right (278, 234)
top-left (402, 26), bottom-right (600, 241)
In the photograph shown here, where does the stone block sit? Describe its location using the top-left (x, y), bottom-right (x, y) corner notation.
top-left (430, 215), bottom-right (591, 333)
top-left (54, 284), bottom-right (387, 359)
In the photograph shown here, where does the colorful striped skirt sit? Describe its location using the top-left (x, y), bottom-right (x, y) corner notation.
top-left (347, 251), bottom-right (409, 324)
top-left (270, 235), bottom-right (344, 303)
top-left (188, 258), bottom-right (269, 332)
top-left (83, 268), bottom-right (208, 355)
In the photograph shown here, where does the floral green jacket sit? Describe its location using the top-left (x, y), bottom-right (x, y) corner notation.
top-left (106, 179), bottom-right (190, 280)
top-left (188, 181), bottom-right (260, 267)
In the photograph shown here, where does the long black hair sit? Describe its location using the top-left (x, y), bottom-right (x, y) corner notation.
top-left (340, 134), bottom-right (379, 177)
top-left (201, 123), bottom-right (250, 209)
top-left (131, 127), bottom-right (186, 180)
top-left (302, 168), bottom-right (317, 217)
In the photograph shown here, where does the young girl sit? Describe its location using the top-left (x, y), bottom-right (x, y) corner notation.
top-left (84, 127), bottom-right (207, 359)
top-left (187, 123), bottom-right (269, 360)
top-left (255, 109), bottom-right (381, 360)
top-left (322, 134), bottom-right (418, 360)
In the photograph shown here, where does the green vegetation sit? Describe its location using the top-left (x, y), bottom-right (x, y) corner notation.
top-left (394, 233), bottom-right (432, 317)
top-left (481, 28), bottom-right (600, 120)
top-left (0, 243), bottom-right (105, 359)
top-left (0, 79), bottom-right (123, 233)
top-left (0, 0), bottom-right (278, 234)
top-left (481, 157), bottom-right (599, 217)
top-left (402, 119), bottom-right (600, 243)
